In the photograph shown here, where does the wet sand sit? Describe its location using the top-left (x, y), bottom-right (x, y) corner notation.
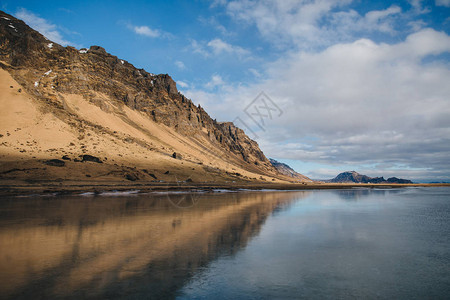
top-left (0, 180), bottom-right (448, 197)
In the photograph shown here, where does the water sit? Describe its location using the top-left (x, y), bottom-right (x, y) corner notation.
top-left (0, 188), bottom-right (449, 299)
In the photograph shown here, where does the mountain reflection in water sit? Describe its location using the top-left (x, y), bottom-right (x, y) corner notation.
top-left (0, 191), bottom-right (308, 299)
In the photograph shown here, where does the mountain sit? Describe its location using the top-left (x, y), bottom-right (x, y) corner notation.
top-left (329, 171), bottom-right (412, 184)
top-left (385, 177), bottom-right (414, 184)
top-left (0, 11), bottom-right (311, 184)
top-left (269, 159), bottom-right (312, 182)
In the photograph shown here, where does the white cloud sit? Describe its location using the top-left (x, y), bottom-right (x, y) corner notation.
top-left (182, 2), bottom-right (450, 181)
top-left (225, 0), bottom-right (352, 47)
top-left (207, 38), bottom-right (249, 57)
top-left (408, 19), bottom-right (427, 31)
top-left (130, 25), bottom-right (160, 37)
top-left (210, 0), bottom-right (228, 8)
top-left (408, 0), bottom-right (430, 13)
top-left (248, 68), bottom-right (262, 78)
top-left (175, 60), bottom-right (186, 70)
top-left (205, 74), bottom-right (225, 89)
top-left (365, 5), bottom-right (402, 23)
top-left (436, 0), bottom-right (450, 7)
top-left (223, 0), bottom-right (431, 49)
top-left (327, 6), bottom-right (403, 38)
top-left (177, 80), bottom-right (189, 88)
top-left (185, 28), bottom-right (450, 181)
top-left (198, 16), bottom-right (230, 36)
top-left (190, 39), bottom-right (210, 57)
top-left (15, 8), bottom-right (72, 46)
top-left (363, 5), bottom-right (402, 33)
top-left (190, 38), bottom-right (250, 59)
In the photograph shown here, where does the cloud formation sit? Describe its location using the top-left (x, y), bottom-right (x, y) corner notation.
top-left (436, 0), bottom-right (450, 7)
top-left (205, 74), bottom-right (225, 89)
top-left (129, 25), bottom-right (160, 37)
top-left (15, 8), bottom-right (72, 46)
top-left (190, 38), bottom-right (250, 59)
top-left (207, 38), bottom-right (249, 56)
top-left (175, 60), bottom-right (186, 70)
top-left (222, 0), bottom-right (429, 48)
top-left (177, 80), bottom-right (189, 88)
top-left (185, 27), bottom-right (450, 182)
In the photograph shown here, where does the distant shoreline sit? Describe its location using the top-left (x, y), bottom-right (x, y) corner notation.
top-left (1, 181), bottom-right (448, 197)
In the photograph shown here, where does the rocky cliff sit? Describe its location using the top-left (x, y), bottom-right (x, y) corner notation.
top-left (0, 10), bottom-right (309, 183)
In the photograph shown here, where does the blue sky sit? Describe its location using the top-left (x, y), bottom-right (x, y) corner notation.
top-left (2, 0), bottom-right (450, 182)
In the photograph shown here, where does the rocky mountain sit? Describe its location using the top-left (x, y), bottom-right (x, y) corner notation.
top-left (329, 171), bottom-right (412, 184)
top-left (0, 10), bottom-right (310, 184)
top-left (384, 177), bottom-right (414, 184)
top-left (269, 159), bottom-right (312, 182)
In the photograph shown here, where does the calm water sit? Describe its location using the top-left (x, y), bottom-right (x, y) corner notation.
top-left (0, 188), bottom-right (449, 299)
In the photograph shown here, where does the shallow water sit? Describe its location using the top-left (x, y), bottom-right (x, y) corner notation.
top-left (0, 188), bottom-right (449, 299)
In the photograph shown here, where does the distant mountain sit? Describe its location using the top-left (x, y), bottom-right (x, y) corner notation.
top-left (269, 159), bottom-right (312, 182)
top-left (328, 171), bottom-right (412, 184)
top-left (385, 177), bottom-right (414, 184)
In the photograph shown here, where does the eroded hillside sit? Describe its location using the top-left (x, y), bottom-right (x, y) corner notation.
top-left (0, 11), bottom-right (310, 184)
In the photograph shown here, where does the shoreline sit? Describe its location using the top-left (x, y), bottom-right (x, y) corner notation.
top-left (1, 181), bottom-right (449, 197)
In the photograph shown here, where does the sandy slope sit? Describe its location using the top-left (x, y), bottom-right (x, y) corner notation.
top-left (0, 69), bottom-right (294, 184)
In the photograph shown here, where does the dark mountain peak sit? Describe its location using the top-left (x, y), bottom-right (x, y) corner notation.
top-left (330, 171), bottom-right (411, 184)
top-left (386, 177), bottom-right (413, 184)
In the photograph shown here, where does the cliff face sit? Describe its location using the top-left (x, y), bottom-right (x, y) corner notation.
top-left (0, 10), bottom-right (309, 183)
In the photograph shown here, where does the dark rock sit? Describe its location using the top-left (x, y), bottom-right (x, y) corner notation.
top-left (186, 178), bottom-right (193, 183)
top-left (43, 159), bottom-right (65, 167)
top-left (142, 169), bottom-right (157, 179)
top-left (172, 152), bottom-right (182, 159)
top-left (125, 173), bottom-right (139, 181)
top-left (81, 154), bottom-right (102, 163)
top-left (157, 74), bottom-right (178, 94)
top-left (89, 45), bottom-right (107, 55)
top-left (164, 171), bottom-right (170, 174)
top-left (62, 155), bottom-right (71, 161)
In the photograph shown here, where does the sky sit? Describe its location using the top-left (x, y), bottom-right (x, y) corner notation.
top-left (2, 0), bottom-right (450, 182)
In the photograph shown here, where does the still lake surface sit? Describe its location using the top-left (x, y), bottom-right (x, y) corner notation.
top-left (0, 187), bottom-right (449, 299)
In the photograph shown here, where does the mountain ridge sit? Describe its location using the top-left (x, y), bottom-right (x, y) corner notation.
top-left (269, 159), bottom-right (312, 182)
top-left (328, 171), bottom-right (413, 184)
top-left (0, 10), bottom-right (310, 183)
